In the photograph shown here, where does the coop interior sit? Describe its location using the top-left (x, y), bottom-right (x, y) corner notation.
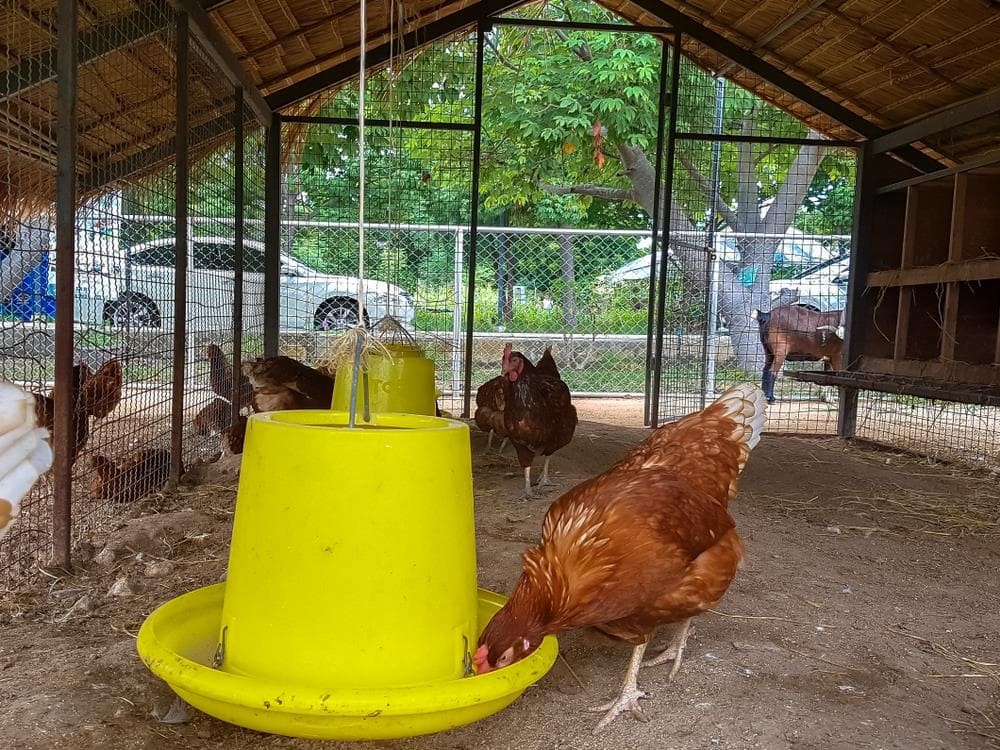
top-left (1, 0), bottom-right (999, 748)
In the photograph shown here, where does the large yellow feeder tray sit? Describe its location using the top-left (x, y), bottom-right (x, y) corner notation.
top-left (137, 583), bottom-right (557, 740)
top-left (137, 411), bottom-right (555, 740)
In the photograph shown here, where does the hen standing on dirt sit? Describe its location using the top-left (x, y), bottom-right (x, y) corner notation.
top-left (474, 383), bottom-right (766, 732)
top-left (501, 343), bottom-right (577, 498)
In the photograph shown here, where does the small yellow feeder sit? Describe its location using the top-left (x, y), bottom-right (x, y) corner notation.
top-left (331, 343), bottom-right (437, 416)
top-left (137, 411), bottom-right (557, 740)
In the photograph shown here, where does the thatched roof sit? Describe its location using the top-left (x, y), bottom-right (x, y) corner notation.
top-left (1, 0), bottom-right (998, 215)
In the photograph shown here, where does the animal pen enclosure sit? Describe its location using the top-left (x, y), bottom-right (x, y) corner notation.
top-left (1, 0), bottom-right (1000, 593)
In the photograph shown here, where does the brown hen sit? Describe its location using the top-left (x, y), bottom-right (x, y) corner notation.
top-left (474, 383), bottom-right (766, 731)
top-left (242, 356), bottom-right (334, 412)
top-left (79, 357), bottom-right (123, 420)
top-left (500, 343), bottom-right (577, 497)
top-left (90, 449), bottom-right (172, 504)
top-left (203, 344), bottom-right (251, 410)
top-left (473, 375), bottom-right (506, 450)
top-left (33, 363), bottom-right (92, 464)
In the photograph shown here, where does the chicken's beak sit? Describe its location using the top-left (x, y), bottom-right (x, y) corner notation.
top-left (472, 644), bottom-right (492, 675)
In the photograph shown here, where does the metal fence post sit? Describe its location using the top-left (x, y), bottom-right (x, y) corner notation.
top-left (452, 228), bottom-right (464, 398)
top-left (649, 31), bottom-right (683, 428)
top-left (264, 115), bottom-right (281, 356)
top-left (837, 143), bottom-right (870, 438)
top-left (170, 11), bottom-right (189, 484)
top-left (232, 87), bottom-right (245, 416)
top-left (52, 0), bottom-right (78, 569)
top-left (643, 38), bottom-right (671, 427)
top-left (463, 21), bottom-right (487, 418)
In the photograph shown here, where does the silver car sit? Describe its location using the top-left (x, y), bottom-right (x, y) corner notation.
top-left (770, 256), bottom-right (850, 312)
top-left (76, 237), bottom-right (415, 331)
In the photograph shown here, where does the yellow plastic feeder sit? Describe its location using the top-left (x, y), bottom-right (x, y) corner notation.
top-left (137, 410), bottom-right (557, 740)
top-left (331, 343), bottom-right (437, 416)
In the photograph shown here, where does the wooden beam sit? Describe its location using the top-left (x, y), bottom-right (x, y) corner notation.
top-left (167, 0), bottom-right (271, 126)
top-left (0, 0), bottom-right (234, 103)
top-left (80, 112), bottom-right (233, 192)
top-left (894, 288), bottom-right (910, 361)
top-left (793, 368), bottom-right (1000, 406)
top-left (872, 86), bottom-right (1000, 155)
top-left (948, 173), bottom-right (967, 262)
top-left (626, 0), bottom-right (874, 138)
top-left (940, 282), bottom-right (959, 361)
top-left (714, 0), bottom-right (828, 78)
top-left (860, 355), bottom-right (1000, 388)
top-left (866, 258), bottom-right (1000, 287)
top-left (265, 0), bottom-right (522, 111)
top-left (875, 150), bottom-right (1000, 194)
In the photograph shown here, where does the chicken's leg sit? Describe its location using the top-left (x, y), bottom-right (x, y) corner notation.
top-left (642, 618), bottom-right (691, 679)
top-left (536, 456), bottom-right (557, 487)
top-left (487, 430), bottom-right (495, 450)
top-left (521, 467), bottom-right (533, 499)
top-left (498, 437), bottom-right (508, 455)
top-left (589, 642), bottom-right (649, 733)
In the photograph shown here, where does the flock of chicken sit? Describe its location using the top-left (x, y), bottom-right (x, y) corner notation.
top-left (13, 340), bottom-right (767, 734)
top-left (192, 344), bottom-right (337, 456)
top-left (471, 344), bottom-right (767, 731)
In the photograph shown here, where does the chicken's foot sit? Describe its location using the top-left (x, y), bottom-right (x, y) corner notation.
top-left (589, 643), bottom-right (649, 733)
top-left (642, 618), bottom-right (691, 679)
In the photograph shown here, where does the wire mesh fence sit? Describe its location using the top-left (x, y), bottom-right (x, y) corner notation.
top-left (0, 4), bottom-right (265, 588)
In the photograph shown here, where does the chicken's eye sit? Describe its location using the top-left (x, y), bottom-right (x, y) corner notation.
top-left (496, 647), bottom-right (515, 668)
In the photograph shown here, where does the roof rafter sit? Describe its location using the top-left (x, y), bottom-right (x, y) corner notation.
top-left (0, 0), bottom-right (235, 104)
top-left (264, 0), bottom-right (522, 111)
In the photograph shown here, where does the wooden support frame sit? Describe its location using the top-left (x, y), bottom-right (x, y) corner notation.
top-left (872, 87), bottom-right (1000, 156)
top-left (166, 0), bottom-right (271, 126)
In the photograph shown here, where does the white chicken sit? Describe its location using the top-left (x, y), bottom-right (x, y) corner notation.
top-left (0, 382), bottom-right (54, 540)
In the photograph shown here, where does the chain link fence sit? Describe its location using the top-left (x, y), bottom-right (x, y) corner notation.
top-left (0, 4), bottom-right (265, 588)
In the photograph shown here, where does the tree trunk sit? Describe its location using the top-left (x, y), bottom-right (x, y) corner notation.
top-left (557, 229), bottom-right (577, 328)
top-left (542, 137), bottom-right (826, 372)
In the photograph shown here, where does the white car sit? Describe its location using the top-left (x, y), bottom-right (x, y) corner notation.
top-left (769, 256), bottom-right (850, 312)
top-left (75, 237), bottom-right (415, 331)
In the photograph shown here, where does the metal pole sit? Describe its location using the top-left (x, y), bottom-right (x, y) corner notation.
top-left (462, 21), bottom-right (487, 418)
top-left (170, 11), bottom-right (189, 485)
top-left (700, 76), bottom-right (725, 409)
top-left (452, 229), bottom-right (464, 397)
top-left (52, 0), bottom-right (77, 569)
top-left (649, 31), bottom-right (682, 428)
top-left (837, 144), bottom-right (870, 439)
top-left (264, 115), bottom-right (281, 356)
top-left (231, 87), bottom-right (245, 419)
top-left (643, 39), bottom-right (671, 427)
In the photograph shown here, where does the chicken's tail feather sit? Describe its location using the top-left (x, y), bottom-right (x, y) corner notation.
top-left (712, 382), bottom-right (767, 464)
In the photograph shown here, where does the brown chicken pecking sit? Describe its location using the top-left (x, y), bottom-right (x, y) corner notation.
top-left (242, 355), bottom-right (335, 412)
top-left (90, 449), bottom-right (172, 504)
top-left (473, 383), bottom-right (766, 732)
top-left (500, 343), bottom-right (577, 497)
top-left (192, 397), bottom-right (232, 437)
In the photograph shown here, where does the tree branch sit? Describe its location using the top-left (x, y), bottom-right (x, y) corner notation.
top-left (553, 28), bottom-right (593, 62)
top-left (675, 150), bottom-right (740, 230)
top-left (484, 33), bottom-right (519, 72)
top-left (762, 131), bottom-right (827, 235)
top-left (538, 182), bottom-right (632, 201)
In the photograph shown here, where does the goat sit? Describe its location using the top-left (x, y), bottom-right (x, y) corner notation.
top-left (753, 304), bottom-right (845, 403)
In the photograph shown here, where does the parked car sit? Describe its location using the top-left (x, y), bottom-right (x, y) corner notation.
top-left (75, 237), bottom-right (415, 331)
top-left (769, 256), bottom-right (850, 312)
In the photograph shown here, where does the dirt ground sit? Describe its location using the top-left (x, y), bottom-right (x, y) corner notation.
top-left (2, 400), bottom-right (999, 750)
